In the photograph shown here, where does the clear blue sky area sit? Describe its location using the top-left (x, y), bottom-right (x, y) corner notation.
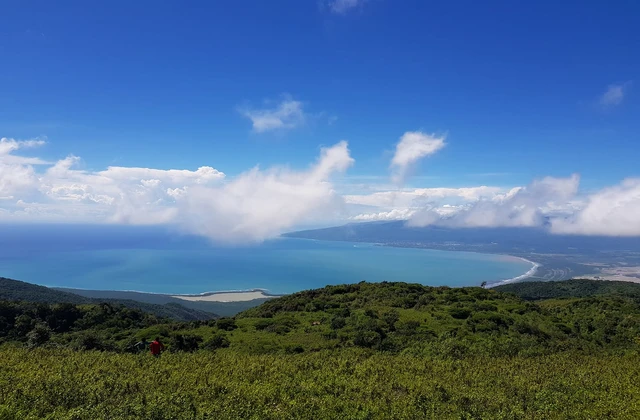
top-left (1, 0), bottom-right (638, 189)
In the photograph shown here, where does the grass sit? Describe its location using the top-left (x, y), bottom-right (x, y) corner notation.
top-left (1, 348), bottom-right (640, 419)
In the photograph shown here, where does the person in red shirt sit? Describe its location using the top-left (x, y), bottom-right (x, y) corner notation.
top-left (150, 337), bottom-right (164, 357)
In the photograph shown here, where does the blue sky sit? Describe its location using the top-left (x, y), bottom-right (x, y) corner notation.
top-left (1, 0), bottom-right (639, 241)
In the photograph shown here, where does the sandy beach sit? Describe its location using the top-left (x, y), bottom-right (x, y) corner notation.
top-left (486, 256), bottom-right (540, 287)
top-left (171, 290), bottom-right (277, 302)
top-left (575, 266), bottom-right (640, 284)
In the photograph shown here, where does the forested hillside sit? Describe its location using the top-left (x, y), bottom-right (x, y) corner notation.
top-left (0, 277), bottom-right (216, 321)
top-left (1, 279), bottom-right (640, 419)
top-left (494, 278), bottom-right (640, 300)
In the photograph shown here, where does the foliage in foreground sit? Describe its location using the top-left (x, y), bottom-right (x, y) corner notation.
top-left (3, 280), bottom-right (640, 357)
top-left (2, 280), bottom-right (640, 418)
top-left (1, 348), bottom-right (639, 420)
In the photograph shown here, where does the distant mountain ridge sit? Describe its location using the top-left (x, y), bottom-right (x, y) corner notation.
top-left (284, 222), bottom-right (640, 282)
top-left (0, 277), bottom-right (217, 321)
top-left (285, 221), bottom-right (640, 254)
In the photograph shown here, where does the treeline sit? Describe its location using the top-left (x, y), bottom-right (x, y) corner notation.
top-left (0, 299), bottom-right (239, 353)
top-left (0, 300), bottom-right (161, 351)
top-left (494, 278), bottom-right (640, 300)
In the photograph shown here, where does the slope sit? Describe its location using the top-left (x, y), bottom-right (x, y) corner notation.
top-left (0, 277), bottom-right (216, 321)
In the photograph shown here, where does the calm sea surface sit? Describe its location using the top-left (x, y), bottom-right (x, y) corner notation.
top-left (0, 225), bottom-right (532, 294)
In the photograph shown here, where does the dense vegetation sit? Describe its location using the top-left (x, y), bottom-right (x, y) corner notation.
top-left (1, 279), bottom-right (640, 418)
top-left (0, 300), bottom-right (172, 351)
top-left (2, 349), bottom-right (639, 419)
top-left (0, 277), bottom-right (217, 321)
top-left (230, 281), bottom-right (640, 356)
top-left (494, 278), bottom-right (640, 300)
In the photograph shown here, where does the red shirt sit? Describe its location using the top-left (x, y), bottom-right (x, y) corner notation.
top-left (150, 340), bottom-right (164, 355)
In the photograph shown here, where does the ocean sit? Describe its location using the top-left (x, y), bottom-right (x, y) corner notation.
top-left (0, 225), bottom-right (533, 294)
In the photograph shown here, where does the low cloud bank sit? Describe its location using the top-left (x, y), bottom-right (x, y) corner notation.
top-left (0, 137), bottom-right (353, 243)
top-left (3, 135), bottom-right (640, 241)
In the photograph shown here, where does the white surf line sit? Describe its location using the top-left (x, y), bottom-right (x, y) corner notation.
top-left (486, 258), bottom-right (540, 288)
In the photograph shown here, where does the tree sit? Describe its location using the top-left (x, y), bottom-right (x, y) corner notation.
top-left (481, 281), bottom-right (487, 289)
top-left (26, 323), bottom-right (51, 348)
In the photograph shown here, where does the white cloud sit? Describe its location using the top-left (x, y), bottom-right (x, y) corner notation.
top-left (599, 82), bottom-right (631, 107)
top-left (0, 137), bottom-right (46, 155)
top-left (3, 135), bottom-right (640, 239)
top-left (345, 186), bottom-right (501, 209)
top-left (352, 174), bottom-right (640, 237)
top-left (0, 137), bottom-right (49, 165)
top-left (0, 138), bottom-right (47, 199)
top-left (352, 208), bottom-right (417, 221)
top-left (550, 178), bottom-right (640, 236)
top-left (352, 204), bottom-right (467, 223)
top-left (390, 131), bottom-right (446, 184)
top-left (0, 138), bottom-right (354, 243)
top-left (327, 0), bottom-right (365, 15)
top-left (175, 141), bottom-right (354, 243)
top-left (239, 96), bottom-right (306, 133)
top-left (407, 175), bottom-right (581, 228)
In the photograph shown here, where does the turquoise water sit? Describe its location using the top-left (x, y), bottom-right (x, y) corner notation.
top-left (0, 226), bottom-right (532, 294)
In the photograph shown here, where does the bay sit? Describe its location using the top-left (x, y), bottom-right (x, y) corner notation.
top-left (0, 225), bottom-right (533, 294)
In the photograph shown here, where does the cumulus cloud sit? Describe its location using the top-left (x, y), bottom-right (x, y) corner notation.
top-left (0, 137), bottom-right (49, 165)
top-left (239, 96), bottom-right (306, 133)
top-left (351, 174), bottom-right (640, 237)
top-left (4, 135), bottom-right (640, 238)
top-left (352, 208), bottom-right (417, 222)
top-left (345, 186), bottom-right (501, 209)
top-left (407, 175), bottom-right (581, 228)
top-left (0, 137), bottom-right (47, 199)
top-left (390, 131), bottom-right (446, 184)
top-left (551, 178), bottom-right (640, 236)
top-left (326, 0), bottom-right (366, 15)
top-left (0, 138), bottom-right (354, 243)
top-left (177, 141), bottom-right (353, 242)
top-left (599, 82), bottom-right (631, 108)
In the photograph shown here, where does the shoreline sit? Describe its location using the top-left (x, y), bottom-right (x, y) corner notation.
top-left (289, 237), bottom-right (542, 286)
top-left (486, 257), bottom-right (540, 288)
top-left (49, 285), bottom-right (283, 303)
top-left (171, 290), bottom-right (280, 302)
top-left (6, 243), bottom-right (544, 300)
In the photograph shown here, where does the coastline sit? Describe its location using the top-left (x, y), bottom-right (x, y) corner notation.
top-left (48, 285), bottom-right (283, 303)
top-left (171, 290), bottom-right (280, 302)
top-left (4, 243), bottom-right (544, 300)
top-left (486, 256), bottom-right (540, 288)
top-left (578, 275), bottom-right (640, 284)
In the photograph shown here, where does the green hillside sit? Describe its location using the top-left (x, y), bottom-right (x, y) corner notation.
top-left (56, 286), bottom-right (272, 317)
top-left (0, 277), bottom-right (217, 321)
top-left (1, 279), bottom-right (640, 419)
top-left (494, 278), bottom-right (640, 300)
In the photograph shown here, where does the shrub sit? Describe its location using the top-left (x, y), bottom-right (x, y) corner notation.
top-left (216, 318), bottom-right (237, 331)
top-left (354, 330), bottom-right (382, 348)
top-left (170, 334), bottom-right (202, 352)
top-left (26, 323), bottom-right (51, 348)
top-left (330, 316), bottom-right (346, 330)
top-left (449, 308), bottom-right (472, 320)
top-left (203, 334), bottom-right (230, 350)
